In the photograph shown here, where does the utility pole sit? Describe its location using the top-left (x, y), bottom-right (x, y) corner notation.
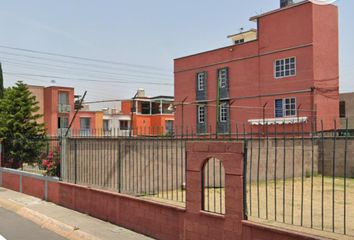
top-left (181, 97), bottom-right (187, 137)
top-left (65, 91), bottom-right (87, 137)
top-left (129, 91), bottom-right (139, 138)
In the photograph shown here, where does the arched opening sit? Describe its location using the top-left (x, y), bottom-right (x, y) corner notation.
top-left (202, 157), bottom-right (225, 214)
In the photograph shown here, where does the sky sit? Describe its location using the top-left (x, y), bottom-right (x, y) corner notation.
top-left (0, 0), bottom-right (352, 107)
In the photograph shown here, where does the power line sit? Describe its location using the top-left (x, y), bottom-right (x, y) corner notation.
top-left (0, 45), bottom-right (170, 72)
top-left (0, 58), bottom-right (172, 81)
top-left (3, 71), bottom-right (173, 86)
top-left (0, 51), bottom-right (172, 77)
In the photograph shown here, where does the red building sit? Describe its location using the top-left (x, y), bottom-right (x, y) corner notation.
top-left (174, 0), bottom-right (339, 135)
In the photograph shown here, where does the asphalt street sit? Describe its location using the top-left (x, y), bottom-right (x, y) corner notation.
top-left (0, 207), bottom-right (66, 240)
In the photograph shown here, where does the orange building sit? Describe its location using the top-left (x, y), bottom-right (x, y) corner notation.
top-left (121, 91), bottom-right (175, 136)
top-left (28, 85), bottom-right (103, 136)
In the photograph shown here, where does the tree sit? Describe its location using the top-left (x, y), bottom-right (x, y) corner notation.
top-left (0, 81), bottom-right (46, 168)
top-left (0, 63), bottom-right (4, 99)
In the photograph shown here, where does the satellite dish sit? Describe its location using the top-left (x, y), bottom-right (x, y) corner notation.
top-left (51, 80), bottom-right (56, 84)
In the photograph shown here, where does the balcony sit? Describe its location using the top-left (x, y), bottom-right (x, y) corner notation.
top-left (58, 104), bottom-right (71, 113)
top-left (57, 128), bottom-right (70, 137)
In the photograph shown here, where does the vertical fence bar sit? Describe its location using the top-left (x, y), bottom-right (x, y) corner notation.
top-left (74, 139), bottom-right (77, 184)
top-left (257, 128), bottom-right (261, 218)
top-left (118, 139), bottom-right (121, 193)
top-left (249, 125), bottom-right (253, 216)
top-left (301, 121), bottom-right (305, 227)
top-left (332, 120), bottom-right (337, 233)
top-left (265, 124), bottom-right (269, 220)
top-left (282, 122), bottom-right (286, 223)
top-left (291, 122), bottom-right (295, 225)
top-left (343, 118), bottom-right (348, 235)
top-left (321, 120), bottom-right (325, 230)
top-left (243, 141), bottom-right (248, 220)
top-left (274, 122), bottom-right (278, 221)
top-left (311, 121), bottom-right (315, 229)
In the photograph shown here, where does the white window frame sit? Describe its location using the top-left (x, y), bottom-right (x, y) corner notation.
top-left (197, 72), bottom-right (205, 91)
top-left (220, 102), bottom-right (228, 123)
top-left (218, 68), bottom-right (228, 88)
top-left (274, 57), bottom-right (296, 79)
top-left (198, 105), bottom-right (206, 124)
top-left (274, 97), bottom-right (297, 118)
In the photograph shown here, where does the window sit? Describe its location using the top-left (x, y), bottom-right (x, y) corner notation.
top-left (57, 116), bottom-right (69, 129)
top-left (220, 102), bottom-right (229, 122)
top-left (120, 120), bottom-right (129, 130)
top-left (141, 102), bottom-right (150, 114)
top-left (165, 120), bottom-right (174, 134)
top-left (275, 57), bottom-right (296, 78)
top-left (197, 72), bottom-right (206, 91)
top-left (103, 120), bottom-right (110, 131)
top-left (198, 105), bottom-right (206, 123)
top-left (218, 68), bottom-right (228, 88)
top-left (340, 101), bottom-right (346, 118)
top-left (234, 39), bottom-right (244, 45)
top-left (275, 99), bottom-right (284, 118)
top-left (275, 98), bottom-right (296, 118)
top-left (80, 118), bottom-right (91, 130)
top-left (58, 92), bottom-right (69, 105)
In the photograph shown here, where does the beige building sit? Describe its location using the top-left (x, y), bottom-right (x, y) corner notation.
top-left (27, 85), bottom-right (45, 124)
top-left (340, 92), bottom-right (354, 129)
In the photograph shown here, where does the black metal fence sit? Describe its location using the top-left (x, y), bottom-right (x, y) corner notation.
top-left (244, 120), bottom-right (354, 237)
top-left (60, 119), bottom-right (353, 236)
top-left (62, 136), bottom-right (186, 205)
top-left (202, 157), bottom-right (225, 214)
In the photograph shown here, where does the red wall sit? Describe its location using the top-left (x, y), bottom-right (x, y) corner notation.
top-left (174, 2), bottom-right (339, 133)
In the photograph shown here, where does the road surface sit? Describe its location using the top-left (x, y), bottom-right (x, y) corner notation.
top-left (0, 207), bottom-right (66, 240)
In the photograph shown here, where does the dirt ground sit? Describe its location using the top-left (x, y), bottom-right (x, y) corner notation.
top-left (144, 176), bottom-right (354, 239)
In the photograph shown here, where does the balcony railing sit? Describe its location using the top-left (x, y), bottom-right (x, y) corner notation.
top-left (58, 104), bottom-right (71, 113)
top-left (57, 128), bottom-right (70, 136)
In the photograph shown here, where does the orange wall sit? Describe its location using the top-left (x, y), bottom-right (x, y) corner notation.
top-left (132, 114), bottom-right (175, 135)
top-left (43, 87), bottom-right (75, 136)
top-left (121, 101), bottom-right (132, 115)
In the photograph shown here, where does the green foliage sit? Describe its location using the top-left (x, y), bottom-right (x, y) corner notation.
top-left (41, 147), bottom-right (60, 177)
top-left (0, 63), bottom-right (4, 99)
top-left (0, 81), bottom-right (46, 168)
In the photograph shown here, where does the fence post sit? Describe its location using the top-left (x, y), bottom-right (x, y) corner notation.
top-left (60, 137), bottom-right (67, 181)
top-left (74, 139), bottom-right (77, 184)
top-left (243, 140), bottom-right (248, 220)
top-left (118, 139), bottom-right (121, 193)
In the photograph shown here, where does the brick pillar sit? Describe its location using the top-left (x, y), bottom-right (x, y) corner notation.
top-left (185, 142), bottom-right (244, 240)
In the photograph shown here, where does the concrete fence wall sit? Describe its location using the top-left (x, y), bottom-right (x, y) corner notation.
top-left (0, 142), bottom-right (326, 240)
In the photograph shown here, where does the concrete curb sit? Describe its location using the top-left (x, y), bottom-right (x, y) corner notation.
top-left (0, 198), bottom-right (101, 240)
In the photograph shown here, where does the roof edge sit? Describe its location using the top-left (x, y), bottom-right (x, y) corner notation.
top-left (249, 0), bottom-right (310, 22)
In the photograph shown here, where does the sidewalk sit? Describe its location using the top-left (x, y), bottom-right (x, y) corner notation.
top-left (0, 187), bottom-right (153, 240)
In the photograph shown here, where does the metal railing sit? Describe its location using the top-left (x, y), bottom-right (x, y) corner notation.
top-left (62, 136), bottom-right (186, 205)
top-left (244, 120), bottom-right (354, 237)
top-left (202, 157), bottom-right (225, 214)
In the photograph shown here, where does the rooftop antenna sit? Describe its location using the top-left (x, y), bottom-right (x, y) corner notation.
top-left (239, 27), bottom-right (244, 33)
